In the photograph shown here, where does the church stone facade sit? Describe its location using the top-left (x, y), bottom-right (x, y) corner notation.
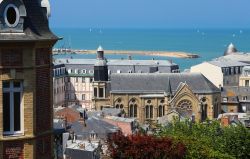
top-left (0, 0), bottom-right (58, 158)
top-left (94, 73), bottom-right (221, 123)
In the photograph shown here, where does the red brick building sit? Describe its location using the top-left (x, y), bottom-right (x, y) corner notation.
top-left (0, 0), bottom-right (58, 158)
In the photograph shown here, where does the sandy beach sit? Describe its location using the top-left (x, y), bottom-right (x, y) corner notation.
top-left (53, 49), bottom-right (200, 59)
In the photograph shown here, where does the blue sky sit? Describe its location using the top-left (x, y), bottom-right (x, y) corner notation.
top-left (50, 0), bottom-right (250, 29)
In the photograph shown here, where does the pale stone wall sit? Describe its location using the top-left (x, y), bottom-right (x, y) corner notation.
top-left (191, 62), bottom-right (223, 88)
top-left (65, 76), bottom-right (94, 110)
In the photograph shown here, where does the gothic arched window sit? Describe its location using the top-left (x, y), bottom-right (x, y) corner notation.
top-left (158, 105), bottom-right (165, 117)
top-left (115, 98), bottom-right (123, 109)
top-left (146, 105), bottom-right (153, 119)
top-left (129, 98), bottom-right (137, 117)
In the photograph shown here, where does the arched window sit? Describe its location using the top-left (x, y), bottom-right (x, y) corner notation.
top-left (177, 99), bottom-right (192, 110)
top-left (146, 105), bottom-right (153, 119)
top-left (176, 99), bottom-right (193, 117)
top-left (129, 98), bottom-right (137, 117)
top-left (114, 98), bottom-right (123, 109)
top-left (158, 105), bottom-right (165, 117)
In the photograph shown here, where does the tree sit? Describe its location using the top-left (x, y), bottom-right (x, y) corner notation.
top-left (107, 131), bottom-right (186, 159)
top-left (157, 119), bottom-right (250, 159)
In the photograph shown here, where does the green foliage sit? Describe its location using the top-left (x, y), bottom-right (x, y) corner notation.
top-left (157, 119), bottom-right (250, 159)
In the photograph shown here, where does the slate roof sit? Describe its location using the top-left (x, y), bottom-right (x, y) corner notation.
top-left (54, 58), bottom-right (176, 66)
top-left (110, 73), bottom-right (220, 94)
top-left (70, 116), bottom-right (119, 139)
top-left (208, 59), bottom-right (249, 68)
top-left (53, 58), bottom-right (178, 75)
top-left (0, 0), bottom-right (58, 42)
top-left (206, 52), bottom-right (250, 68)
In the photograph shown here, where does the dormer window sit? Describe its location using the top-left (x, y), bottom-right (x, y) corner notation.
top-left (4, 4), bottom-right (20, 28)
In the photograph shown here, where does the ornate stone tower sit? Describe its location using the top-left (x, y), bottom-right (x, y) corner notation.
top-left (0, 0), bottom-right (58, 158)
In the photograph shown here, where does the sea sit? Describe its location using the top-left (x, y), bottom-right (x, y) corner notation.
top-left (52, 28), bottom-right (250, 71)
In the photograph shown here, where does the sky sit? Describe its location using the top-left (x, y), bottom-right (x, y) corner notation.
top-left (50, 0), bottom-right (250, 29)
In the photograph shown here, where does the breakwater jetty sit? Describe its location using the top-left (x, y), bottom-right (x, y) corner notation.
top-left (53, 49), bottom-right (200, 59)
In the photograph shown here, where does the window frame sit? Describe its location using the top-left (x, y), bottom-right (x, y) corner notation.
top-left (3, 81), bottom-right (24, 136)
top-left (245, 80), bottom-right (249, 87)
top-left (145, 105), bottom-right (153, 119)
top-left (99, 87), bottom-right (104, 98)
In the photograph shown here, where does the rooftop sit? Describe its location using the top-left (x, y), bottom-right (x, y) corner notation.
top-left (208, 59), bottom-right (248, 67)
top-left (70, 115), bottom-right (119, 139)
top-left (110, 73), bottom-right (220, 94)
top-left (0, 0), bottom-right (58, 42)
top-left (66, 140), bottom-right (99, 152)
top-left (53, 58), bottom-right (177, 66)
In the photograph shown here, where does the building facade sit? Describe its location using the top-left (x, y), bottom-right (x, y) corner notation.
top-left (239, 66), bottom-right (250, 87)
top-left (220, 66), bottom-right (250, 113)
top-left (53, 47), bottom-right (180, 110)
top-left (191, 44), bottom-right (250, 114)
top-left (191, 44), bottom-right (250, 88)
top-left (53, 64), bottom-right (66, 108)
top-left (93, 73), bottom-right (221, 124)
top-left (0, 0), bottom-right (58, 158)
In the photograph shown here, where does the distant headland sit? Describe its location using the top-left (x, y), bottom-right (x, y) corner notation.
top-left (53, 49), bottom-right (200, 59)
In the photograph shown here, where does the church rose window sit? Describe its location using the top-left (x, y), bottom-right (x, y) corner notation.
top-left (177, 99), bottom-right (192, 110)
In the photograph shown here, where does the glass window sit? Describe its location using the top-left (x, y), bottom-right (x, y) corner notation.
top-left (3, 81), bottom-right (10, 88)
top-left (150, 105), bottom-right (153, 118)
top-left (3, 92), bottom-right (10, 132)
top-left (3, 81), bottom-right (23, 135)
top-left (99, 88), bottom-right (104, 98)
top-left (245, 80), bottom-right (249, 86)
top-left (145, 105), bottom-right (153, 119)
top-left (159, 105), bottom-right (163, 117)
top-left (146, 105), bottom-right (149, 119)
top-left (94, 88), bottom-right (97, 97)
top-left (129, 104), bottom-right (137, 118)
top-left (242, 96), bottom-right (247, 101)
top-left (82, 69), bottom-right (87, 74)
top-left (129, 99), bottom-right (137, 118)
top-left (82, 94), bottom-right (85, 100)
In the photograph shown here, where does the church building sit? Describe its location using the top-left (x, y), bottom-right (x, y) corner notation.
top-left (94, 72), bottom-right (221, 123)
top-left (0, 0), bottom-right (58, 158)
